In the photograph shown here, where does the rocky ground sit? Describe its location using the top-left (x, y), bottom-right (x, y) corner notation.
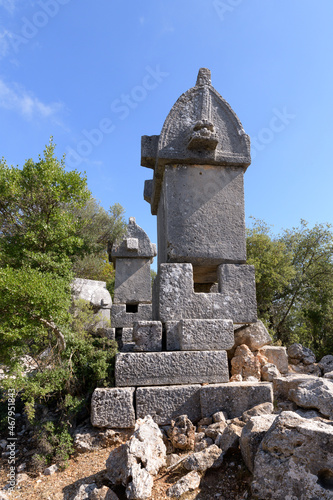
top-left (1, 343), bottom-right (333, 500)
top-left (0, 434), bottom-right (252, 500)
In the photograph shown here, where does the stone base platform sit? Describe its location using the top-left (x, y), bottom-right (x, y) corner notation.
top-left (91, 382), bottom-right (273, 428)
top-left (115, 350), bottom-right (229, 387)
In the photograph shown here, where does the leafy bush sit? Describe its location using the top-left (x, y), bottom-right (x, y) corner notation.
top-left (0, 141), bottom-right (123, 466)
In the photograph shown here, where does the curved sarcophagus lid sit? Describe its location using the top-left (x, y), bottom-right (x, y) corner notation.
top-left (157, 68), bottom-right (250, 167)
top-left (141, 68), bottom-right (251, 214)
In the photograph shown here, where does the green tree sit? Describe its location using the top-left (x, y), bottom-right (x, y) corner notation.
top-left (0, 139), bottom-right (90, 276)
top-left (247, 218), bottom-right (333, 356)
top-left (276, 220), bottom-right (333, 353)
top-left (246, 218), bottom-right (295, 325)
top-left (72, 200), bottom-right (126, 295)
top-left (0, 140), bottom-right (122, 463)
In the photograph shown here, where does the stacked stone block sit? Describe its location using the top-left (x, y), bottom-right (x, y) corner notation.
top-left (111, 217), bottom-right (156, 350)
top-left (91, 69), bottom-right (274, 428)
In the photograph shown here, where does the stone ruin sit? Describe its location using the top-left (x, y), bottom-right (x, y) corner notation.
top-left (91, 68), bottom-right (274, 429)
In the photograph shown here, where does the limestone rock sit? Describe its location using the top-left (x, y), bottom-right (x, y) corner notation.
top-left (105, 444), bottom-right (128, 485)
top-left (16, 473), bottom-right (29, 484)
top-left (295, 409), bottom-right (324, 419)
top-left (212, 411), bottom-right (228, 423)
top-left (288, 343), bottom-right (316, 365)
top-left (167, 415), bottom-right (196, 451)
top-left (234, 321), bottom-right (272, 351)
top-left (288, 377), bottom-right (333, 419)
top-left (261, 362), bottom-right (281, 381)
top-left (74, 426), bottom-right (121, 453)
top-left (287, 343), bottom-right (321, 375)
top-left (214, 423), bottom-right (243, 454)
top-left (0, 492), bottom-right (9, 500)
top-left (73, 483), bottom-right (98, 500)
top-left (252, 411), bottom-right (333, 500)
top-left (289, 361), bottom-right (322, 377)
top-left (195, 432), bottom-right (205, 442)
top-left (231, 344), bottom-right (261, 381)
top-left (259, 345), bottom-right (288, 374)
top-left (273, 374), bottom-right (318, 400)
top-left (127, 416), bottom-right (166, 475)
top-left (72, 279), bottom-right (111, 332)
top-left (242, 402), bottom-right (274, 423)
top-left (197, 417), bottom-right (213, 426)
top-left (90, 487), bottom-right (120, 500)
top-left (166, 471), bottom-right (201, 498)
top-left (166, 453), bottom-right (182, 468)
top-left (183, 444), bottom-right (222, 472)
top-left (43, 463), bottom-right (58, 475)
top-left (324, 371), bottom-right (333, 380)
top-left (106, 416), bottom-right (166, 499)
top-left (194, 438), bottom-right (213, 452)
top-left (126, 462), bottom-right (154, 500)
top-left (319, 355), bottom-right (333, 375)
top-left (240, 414), bottom-right (277, 472)
top-left (204, 421), bottom-right (227, 441)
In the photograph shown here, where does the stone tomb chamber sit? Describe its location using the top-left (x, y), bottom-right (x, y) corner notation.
top-left (91, 68), bottom-right (273, 428)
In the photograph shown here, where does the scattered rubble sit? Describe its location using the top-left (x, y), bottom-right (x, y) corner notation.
top-left (166, 471), bottom-right (201, 498)
top-left (106, 416), bottom-right (166, 499)
top-left (167, 415), bottom-right (196, 451)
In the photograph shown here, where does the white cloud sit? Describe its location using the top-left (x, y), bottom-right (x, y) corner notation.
top-left (0, 78), bottom-right (64, 120)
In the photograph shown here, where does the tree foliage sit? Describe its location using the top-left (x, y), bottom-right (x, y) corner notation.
top-left (247, 219), bottom-right (333, 357)
top-left (0, 140), bottom-right (125, 464)
top-left (0, 140), bottom-right (90, 275)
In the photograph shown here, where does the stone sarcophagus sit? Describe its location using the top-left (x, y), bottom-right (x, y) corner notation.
top-left (91, 69), bottom-right (273, 428)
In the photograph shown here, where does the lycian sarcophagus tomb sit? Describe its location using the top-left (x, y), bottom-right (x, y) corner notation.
top-left (92, 69), bottom-right (274, 429)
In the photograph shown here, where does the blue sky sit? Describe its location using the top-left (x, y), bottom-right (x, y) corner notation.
top-left (1, 0), bottom-right (333, 269)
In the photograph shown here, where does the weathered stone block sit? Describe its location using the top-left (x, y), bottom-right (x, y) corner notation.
top-left (115, 351), bottom-right (229, 387)
top-left (272, 374), bottom-right (318, 400)
top-left (132, 321), bottom-right (162, 352)
top-left (155, 263), bottom-right (257, 324)
top-left (144, 68), bottom-right (251, 219)
top-left (259, 346), bottom-right (288, 374)
top-left (166, 321), bottom-right (181, 350)
top-left (121, 327), bottom-right (133, 342)
top-left (111, 217), bottom-right (156, 259)
top-left (72, 278), bottom-right (112, 309)
top-left (91, 388), bottom-right (135, 428)
top-left (154, 264), bottom-right (192, 322)
top-left (111, 304), bottom-right (152, 328)
top-left (217, 264), bottom-right (257, 323)
top-left (121, 343), bottom-right (135, 352)
top-left (72, 278), bottom-right (112, 332)
top-left (105, 328), bottom-right (115, 340)
top-left (234, 321), bottom-right (272, 351)
top-left (136, 385), bottom-right (201, 425)
top-left (113, 259), bottom-right (152, 304)
top-left (179, 319), bottom-right (234, 351)
top-left (157, 165), bottom-right (246, 267)
top-left (200, 382), bottom-right (273, 419)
